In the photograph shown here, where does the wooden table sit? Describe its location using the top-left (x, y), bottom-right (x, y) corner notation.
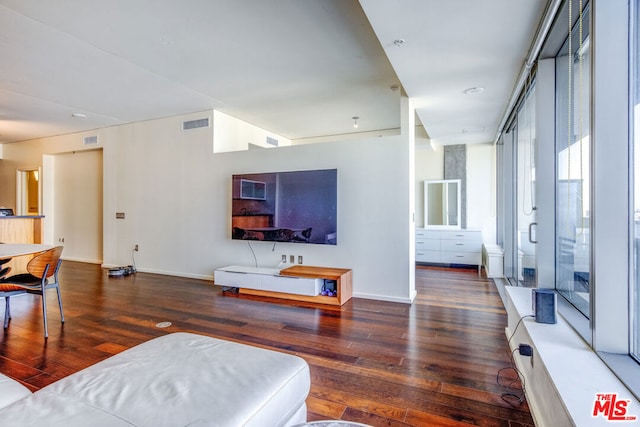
top-left (0, 243), bottom-right (52, 259)
top-left (0, 243), bottom-right (52, 274)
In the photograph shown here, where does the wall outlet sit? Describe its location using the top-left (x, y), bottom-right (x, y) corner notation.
top-left (290, 255), bottom-right (295, 263)
top-left (298, 255), bottom-right (303, 264)
top-left (281, 254), bottom-right (287, 263)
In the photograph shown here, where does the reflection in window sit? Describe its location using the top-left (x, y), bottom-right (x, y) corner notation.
top-left (516, 84), bottom-right (536, 288)
top-left (555, 5), bottom-right (591, 317)
top-left (633, 0), bottom-right (640, 362)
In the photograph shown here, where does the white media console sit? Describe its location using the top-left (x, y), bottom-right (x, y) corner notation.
top-left (214, 265), bottom-right (353, 306)
top-left (215, 265), bottom-right (322, 296)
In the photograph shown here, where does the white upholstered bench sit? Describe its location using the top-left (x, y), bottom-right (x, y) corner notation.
top-left (0, 332), bottom-right (310, 426)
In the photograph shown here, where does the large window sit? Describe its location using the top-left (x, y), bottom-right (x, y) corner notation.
top-left (632, 0), bottom-right (640, 362)
top-left (517, 85), bottom-right (536, 288)
top-left (497, 0), bottom-right (640, 398)
top-left (555, 4), bottom-right (591, 317)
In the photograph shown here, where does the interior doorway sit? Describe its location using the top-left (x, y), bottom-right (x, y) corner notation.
top-left (16, 168), bottom-right (42, 215)
top-left (50, 150), bottom-right (104, 264)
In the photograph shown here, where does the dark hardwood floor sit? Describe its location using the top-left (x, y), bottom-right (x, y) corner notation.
top-left (0, 262), bottom-right (533, 426)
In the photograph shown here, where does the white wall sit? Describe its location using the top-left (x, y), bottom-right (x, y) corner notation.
top-left (467, 143), bottom-right (497, 244)
top-left (213, 110), bottom-right (291, 152)
top-left (0, 111), bottom-right (415, 303)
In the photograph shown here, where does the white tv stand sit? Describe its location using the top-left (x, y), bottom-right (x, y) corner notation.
top-left (214, 265), bottom-right (352, 306)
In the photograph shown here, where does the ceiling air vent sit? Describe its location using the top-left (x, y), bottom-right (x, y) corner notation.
top-left (266, 136), bottom-right (278, 147)
top-left (83, 135), bottom-right (98, 145)
top-left (182, 118), bottom-right (210, 131)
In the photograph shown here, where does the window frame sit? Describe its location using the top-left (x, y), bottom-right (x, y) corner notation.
top-left (544, 0), bottom-right (639, 399)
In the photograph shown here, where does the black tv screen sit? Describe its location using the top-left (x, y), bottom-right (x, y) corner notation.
top-left (232, 169), bottom-right (337, 245)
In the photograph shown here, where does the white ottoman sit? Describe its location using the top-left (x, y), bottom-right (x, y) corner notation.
top-left (0, 333), bottom-right (310, 426)
top-left (0, 373), bottom-right (31, 409)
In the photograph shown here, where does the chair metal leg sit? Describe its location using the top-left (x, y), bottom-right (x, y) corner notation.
top-left (41, 289), bottom-right (49, 338)
top-left (3, 297), bottom-right (10, 329)
top-left (56, 285), bottom-right (64, 323)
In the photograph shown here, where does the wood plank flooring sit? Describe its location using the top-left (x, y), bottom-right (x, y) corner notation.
top-left (0, 262), bottom-right (533, 426)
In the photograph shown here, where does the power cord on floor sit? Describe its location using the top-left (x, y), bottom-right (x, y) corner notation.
top-left (497, 349), bottom-right (527, 405)
top-left (497, 314), bottom-right (534, 406)
top-left (130, 247), bottom-right (137, 273)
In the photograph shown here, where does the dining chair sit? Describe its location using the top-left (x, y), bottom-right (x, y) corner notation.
top-left (0, 258), bottom-right (11, 279)
top-left (0, 242), bottom-right (10, 279)
top-left (0, 246), bottom-right (64, 337)
top-left (0, 286), bottom-right (26, 328)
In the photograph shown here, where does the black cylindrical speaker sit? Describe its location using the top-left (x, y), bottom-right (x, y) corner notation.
top-left (532, 288), bottom-right (557, 324)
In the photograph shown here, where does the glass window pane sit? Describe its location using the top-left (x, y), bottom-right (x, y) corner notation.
top-left (517, 86), bottom-right (536, 287)
top-left (555, 6), bottom-right (591, 317)
top-left (633, 0), bottom-right (640, 361)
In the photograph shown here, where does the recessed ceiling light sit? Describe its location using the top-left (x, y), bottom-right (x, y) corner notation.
top-left (71, 113), bottom-right (87, 118)
top-left (464, 87), bottom-right (485, 95)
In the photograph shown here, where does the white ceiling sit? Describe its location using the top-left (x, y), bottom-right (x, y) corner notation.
top-left (0, 0), bottom-right (547, 146)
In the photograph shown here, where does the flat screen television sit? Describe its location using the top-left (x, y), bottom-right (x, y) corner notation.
top-left (231, 169), bottom-right (337, 245)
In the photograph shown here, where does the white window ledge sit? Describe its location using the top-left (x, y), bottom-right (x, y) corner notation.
top-left (505, 286), bottom-right (640, 427)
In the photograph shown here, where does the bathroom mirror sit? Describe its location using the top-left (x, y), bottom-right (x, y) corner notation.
top-left (424, 179), bottom-right (461, 228)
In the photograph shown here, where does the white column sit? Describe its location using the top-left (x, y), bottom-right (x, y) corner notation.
top-left (401, 91), bottom-right (417, 302)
